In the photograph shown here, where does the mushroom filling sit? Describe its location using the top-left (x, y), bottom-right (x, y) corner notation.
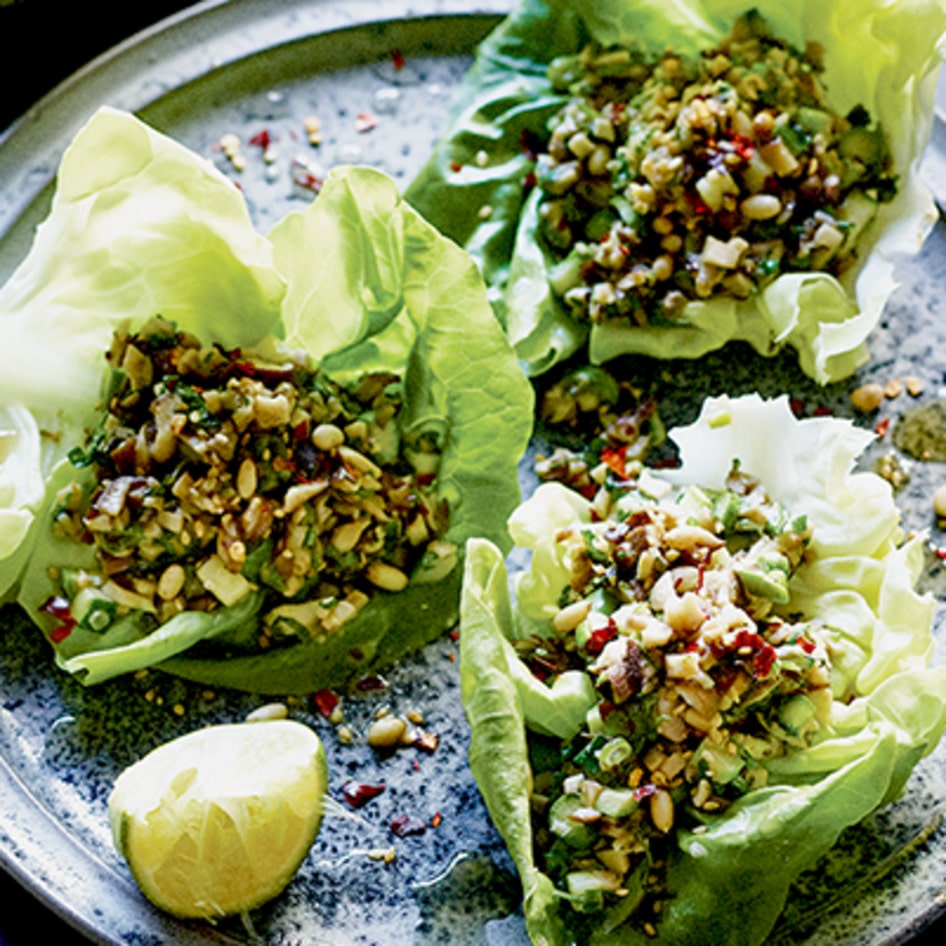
top-left (517, 464), bottom-right (834, 925)
top-left (44, 317), bottom-right (455, 647)
top-left (536, 10), bottom-right (895, 326)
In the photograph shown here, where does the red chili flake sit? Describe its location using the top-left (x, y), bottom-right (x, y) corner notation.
top-left (311, 688), bottom-right (339, 719)
top-left (49, 623), bottom-right (74, 644)
top-left (232, 359), bottom-right (257, 377)
top-left (600, 445), bottom-right (628, 479)
top-left (341, 780), bottom-right (386, 808)
top-left (812, 404), bottom-right (834, 417)
top-left (731, 629), bottom-right (777, 678)
top-left (416, 472), bottom-right (436, 487)
top-left (790, 397), bottom-right (806, 417)
top-left (584, 619), bottom-right (618, 656)
top-left (413, 731), bottom-right (439, 754)
top-left (390, 48), bottom-right (406, 70)
top-left (753, 644), bottom-right (777, 678)
top-left (730, 135), bottom-right (755, 161)
top-left (430, 811), bottom-right (443, 829)
top-left (292, 419), bottom-right (310, 441)
top-left (935, 547), bottom-right (946, 561)
top-left (354, 674), bottom-right (389, 692)
top-left (40, 596), bottom-right (76, 643)
top-left (40, 595), bottom-right (72, 621)
top-left (249, 129), bottom-right (272, 149)
top-left (390, 814), bottom-right (427, 838)
top-left (875, 417), bottom-right (891, 437)
top-left (797, 636), bottom-right (816, 654)
top-left (355, 112), bottom-right (380, 133)
top-left (450, 160), bottom-right (463, 173)
top-left (293, 171), bottom-right (324, 193)
top-left (448, 629), bottom-right (460, 642)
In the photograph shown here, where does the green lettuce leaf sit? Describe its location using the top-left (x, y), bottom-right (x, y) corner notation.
top-left (2, 108), bottom-right (533, 694)
top-left (405, 0), bottom-right (945, 381)
top-left (458, 394), bottom-right (946, 945)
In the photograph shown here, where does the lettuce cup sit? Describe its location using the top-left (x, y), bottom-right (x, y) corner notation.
top-left (0, 107), bottom-right (534, 695)
top-left (405, 0), bottom-right (946, 382)
top-left (459, 393), bottom-right (946, 945)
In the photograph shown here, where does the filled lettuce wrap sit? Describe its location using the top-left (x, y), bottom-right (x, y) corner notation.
top-left (0, 106), bottom-right (534, 695)
top-left (405, 0), bottom-right (945, 382)
top-left (459, 393), bottom-right (946, 945)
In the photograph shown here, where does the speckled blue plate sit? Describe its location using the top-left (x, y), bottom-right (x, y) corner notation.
top-left (2, 2), bottom-right (946, 944)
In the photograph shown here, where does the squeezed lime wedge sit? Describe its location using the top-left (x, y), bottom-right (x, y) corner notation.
top-left (108, 719), bottom-right (328, 919)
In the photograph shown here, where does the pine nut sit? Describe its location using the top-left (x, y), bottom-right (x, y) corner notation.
top-left (156, 563), bottom-right (186, 601)
top-left (245, 702), bottom-right (289, 722)
top-left (650, 788), bottom-right (675, 833)
top-left (312, 423), bottom-right (345, 451)
top-left (367, 715), bottom-right (408, 748)
top-left (366, 562), bottom-right (409, 592)
top-left (553, 599), bottom-right (593, 634)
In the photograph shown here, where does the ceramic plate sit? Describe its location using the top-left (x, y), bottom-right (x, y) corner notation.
top-left (2, 2), bottom-right (946, 944)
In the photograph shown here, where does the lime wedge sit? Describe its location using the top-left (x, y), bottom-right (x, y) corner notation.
top-left (108, 719), bottom-right (328, 919)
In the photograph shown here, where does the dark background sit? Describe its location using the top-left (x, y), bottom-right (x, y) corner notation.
top-left (0, 0), bottom-right (198, 134)
top-left (1, 1), bottom-right (946, 944)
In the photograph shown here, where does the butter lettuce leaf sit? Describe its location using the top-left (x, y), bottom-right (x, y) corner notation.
top-left (3, 108), bottom-right (533, 694)
top-left (405, 0), bottom-right (945, 381)
top-left (458, 394), bottom-right (946, 945)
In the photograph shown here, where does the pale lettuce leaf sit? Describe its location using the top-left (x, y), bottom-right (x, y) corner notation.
top-left (2, 108), bottom-right (533, 694)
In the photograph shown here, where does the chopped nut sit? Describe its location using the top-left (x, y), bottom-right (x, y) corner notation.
top-left (933, 483), bottom-right (946, 519)
top-left (883, 378), bottom-right (904, 399)
top-left (850, 383), bottom-right (885, 413)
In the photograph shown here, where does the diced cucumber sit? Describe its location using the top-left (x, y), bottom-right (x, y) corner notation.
top-left (585, 211), bottom-right (615, 242)
top-left (710, 489), bottom-right (741, 531)
top-left (596, 736), bottom-right (632, 772)
top-left (795, 107), bottom-right (833, 137)
top-left (565, 869), bottom-right (622, 913)
top-left (735, 551), bottom-right (790, 603)
top-left (694, 739), bottom-right (745, 786)
top-left (594, 786), bottom-right (643, 818)
top-left (548, 250), bottom-right (586, 296)
top-left (777, 694), bottom-right (817, 737)
top-left (839, 125), bottom-right (885, 168)
top-left (412, 541), bottom-right (458, 584)
top-left (71, 586), bottom-right (117, 632)
top-left (548, 793), bottom-right (597, 850)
